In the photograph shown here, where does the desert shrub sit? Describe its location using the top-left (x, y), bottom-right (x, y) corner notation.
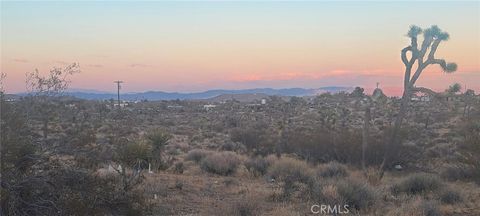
top-left (145, 129), bottom-right (171, 151)
top-left (420, 200), bottom-right (441, 216)
top-left (225, 198), bottom-right (259, 216)
top-left (229, 124), bottom-right (276, 155)
top-left (441, 165), bottom-right (474, 181)
top-left (318, 161), bottom-right (348, 178)
top-left (336, 179), bottom-right (376, 210)
top-left (245, 156), bottom-right (271, 176)
top-left (175, 180), bottom-right (184, 190)
top-left (268, 157), bottom-right (313, 183)
top-left (200, 151), bottom-right (241, 175)
top-left (391, 173), bottom-right (442, 196)
top-left (457, 120), bottom-right (480, 185)
top-left (173, 162), bottom-right (184, 174)
top-left (268, 157), bottom-right (313, 199)
top-left (282, 127), bottom-right (386, 166)
top-left (221, 141), bottom-right (246, 152)
top-left (386, 198), bottom-right (440, 216)
top-left (439, 188), bottom-right (462, 204)
top-left (116, 141), bottom-right (151, 167)
top-left (223, 178), bottom-right (238, 187)
top-left (185, 149), bottom-right (212, 163)
top-left (308, 182), bottom-right (344, 205)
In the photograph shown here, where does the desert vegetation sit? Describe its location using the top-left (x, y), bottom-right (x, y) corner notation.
top-left (1, 25), bottom-right (480, 215)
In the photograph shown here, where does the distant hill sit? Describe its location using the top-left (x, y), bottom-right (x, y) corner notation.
top-left (15, 87), bottom-right (352, 101)
top-left (205, 93), bottom-right (271, 103)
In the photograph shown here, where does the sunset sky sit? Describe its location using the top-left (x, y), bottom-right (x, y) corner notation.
top-left (1, 1), bottom-right (479, 95)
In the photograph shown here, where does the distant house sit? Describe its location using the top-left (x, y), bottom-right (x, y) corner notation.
top-left (411, 92), bottom-right (431, 102)
top-left (167, 105), bottom-right (184, 109)
top-left (113, 102), bottom-right (129, 108)
top-left (411, 95), bottom-right (431, 102)
top-left (3, 94), bottom-right (20, 102)
top-left (203, 104), bottom-right (216, 111)
top-left (65, 103), bottom-right (77, 108)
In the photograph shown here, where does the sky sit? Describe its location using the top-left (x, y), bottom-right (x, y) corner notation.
top-left (1, 1), bottom-right (479, 95)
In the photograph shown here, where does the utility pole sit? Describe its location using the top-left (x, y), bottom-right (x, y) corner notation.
top-left (114, 80), bottom-right (123, 107)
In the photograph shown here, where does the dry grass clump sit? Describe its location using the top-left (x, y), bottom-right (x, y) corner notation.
top-left (226, 198), bottom-right (260, 216)
top-left (391, 173), bottom-right (443, 196)
top-left (386, 198), bottom-right (442, 216)
top-left (184, 149), bottom-right (213, 163)
top-left (268, 157), bottom-right (313, 183)
top-left (200, 151), bottom-right (241, 176)
top-left (308, 177), bottom-right (376, 211)
top-left (336, 179), bottom-right (376, 211)
top-left (268, 157), bottom-right (314, 200)
top-left (441, 165), bottom-right (478, 183)
top-left (318, 161), bottom-right (348, 178)
top-left (244, 156), bottom-right (272, 177)
top-left (308, 182), bottom-right (344, 205)
top-left (386, 198), bottom-right (441, 216)
top-left (438, 187), bottom-right (463, 204)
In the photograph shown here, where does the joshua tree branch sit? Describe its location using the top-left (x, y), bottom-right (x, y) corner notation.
top-left (429, 58), bottom-right (447, 68)
top-left (410, 36), bottom-right (418, 52)
top-left (419, 36), bottom-right (433, 58)
top-left (428, 39), bottom-right (441, 61)
top-left (401, 46), bottom-right (412, 66)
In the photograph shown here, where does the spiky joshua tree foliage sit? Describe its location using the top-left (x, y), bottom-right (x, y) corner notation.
top-left (380, 25), bottom-right (457, 177)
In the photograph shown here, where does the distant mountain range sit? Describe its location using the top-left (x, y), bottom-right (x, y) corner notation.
top-left (17, 87), bottom-right (353, 101)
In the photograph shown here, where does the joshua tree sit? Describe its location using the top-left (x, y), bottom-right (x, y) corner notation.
top-left (379, 25), bottom-right (457, 177)
top-left (447, 83), bottom-right (462, 95)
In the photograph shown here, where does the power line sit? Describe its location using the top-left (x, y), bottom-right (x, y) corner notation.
top-left (114, 80), bottom-right (123, 107)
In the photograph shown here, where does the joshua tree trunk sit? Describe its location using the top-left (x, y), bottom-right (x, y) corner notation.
top-left (379, 90), bottom-right (411, 178)
top-left (378, 25), bottom-right (457, 178)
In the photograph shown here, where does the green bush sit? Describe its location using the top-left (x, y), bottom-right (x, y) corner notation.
top-left (145, 129), bottom-right (171, 151)
top-left (336, 179), bottom-right (375, 210)
top-left (116, 141), bottom-right (151, 166)
top-left (200, 151), bottom-right (241, 176)
top-left (391, 173), bottom-right (442, 196)
top-left (185, 149), bottom-right (212, 163)
top-left (173, 162), bottom-right (184, 174)
top-left (441, 165), bottom-right (474, 181)
top-left (420, 200), bottom-right (441, 216)
top-left (318, 161), bottom-right (348, 178)
top-left (439, 188), bottom-right (463, 204)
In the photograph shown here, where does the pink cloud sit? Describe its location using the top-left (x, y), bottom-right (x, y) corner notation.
top-left (129, 63), bottom-right (153, 68)
top-left (229, 69), bottom-right (393, 83)
top-left (12, 58), bottom-right (29, 63)
top-left (87, 64), bottom-right (103, 68)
